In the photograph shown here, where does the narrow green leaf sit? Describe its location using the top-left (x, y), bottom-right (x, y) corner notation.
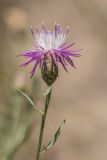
top-left (16, 89), bottom-right (43, 115)
top-left (41, 120), bottom-right (66, 153)
top-left (43, 86), bottom-right (52, 96)
top-left (16, 89), bottom-right (35, 106)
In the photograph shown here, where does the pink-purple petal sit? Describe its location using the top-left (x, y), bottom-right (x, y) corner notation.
top-left (19, 23), bottom-right (81, 77)
top-left (61, 42), bottom-right (75, 50)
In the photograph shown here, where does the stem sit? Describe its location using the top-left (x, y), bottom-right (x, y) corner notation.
top-left (35, 86), bottom-right (52, 160)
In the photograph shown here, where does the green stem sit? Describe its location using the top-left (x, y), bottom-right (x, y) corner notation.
top-left (35, 86), bottom-right (52, 160)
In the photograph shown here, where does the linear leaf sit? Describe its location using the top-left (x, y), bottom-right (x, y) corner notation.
top-left (43, 86), bottom-right (52, 96)
top-left (16, 89), bottom-right (35, 106)
top-left (41, 120), bottom-right (66, 153)
top-left (16, 89), bottom-right (43, 115)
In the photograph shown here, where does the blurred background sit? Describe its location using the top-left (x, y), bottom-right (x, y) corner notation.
top-left (0, 0), bottom-right (107, 160)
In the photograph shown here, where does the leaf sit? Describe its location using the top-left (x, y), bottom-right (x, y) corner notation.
top-left (43, 86), bottom-right (52, 96)
top-left (16, 89), bottom-right (35, 106)
top-left (16, 89), bottom-right (43, 115)
top-left (41, 120), bottom-right (66, 153)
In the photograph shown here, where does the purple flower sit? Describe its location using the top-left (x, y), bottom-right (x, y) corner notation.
top-left (19, 23), bottom-right (81, 78)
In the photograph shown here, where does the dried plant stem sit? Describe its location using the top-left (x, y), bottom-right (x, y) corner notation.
top-left (36, 86), bottom-right (52, 160)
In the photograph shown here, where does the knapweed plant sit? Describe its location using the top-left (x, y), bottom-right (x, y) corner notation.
top-left (18, 23), bottom-right (81, 160)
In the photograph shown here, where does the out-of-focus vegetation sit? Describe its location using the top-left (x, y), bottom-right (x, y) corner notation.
top-left (0, 73), bottom-right (40, 159)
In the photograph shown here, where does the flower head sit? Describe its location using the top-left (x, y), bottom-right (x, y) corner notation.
top-left (19, 23), bottom-right (81, 84)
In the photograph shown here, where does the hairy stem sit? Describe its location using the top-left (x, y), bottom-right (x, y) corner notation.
top-left (35, 86), bottom-right (52, 160)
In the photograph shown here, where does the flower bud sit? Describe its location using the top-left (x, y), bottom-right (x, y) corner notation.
top-left (41, 56), bottom-right (58, 86)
